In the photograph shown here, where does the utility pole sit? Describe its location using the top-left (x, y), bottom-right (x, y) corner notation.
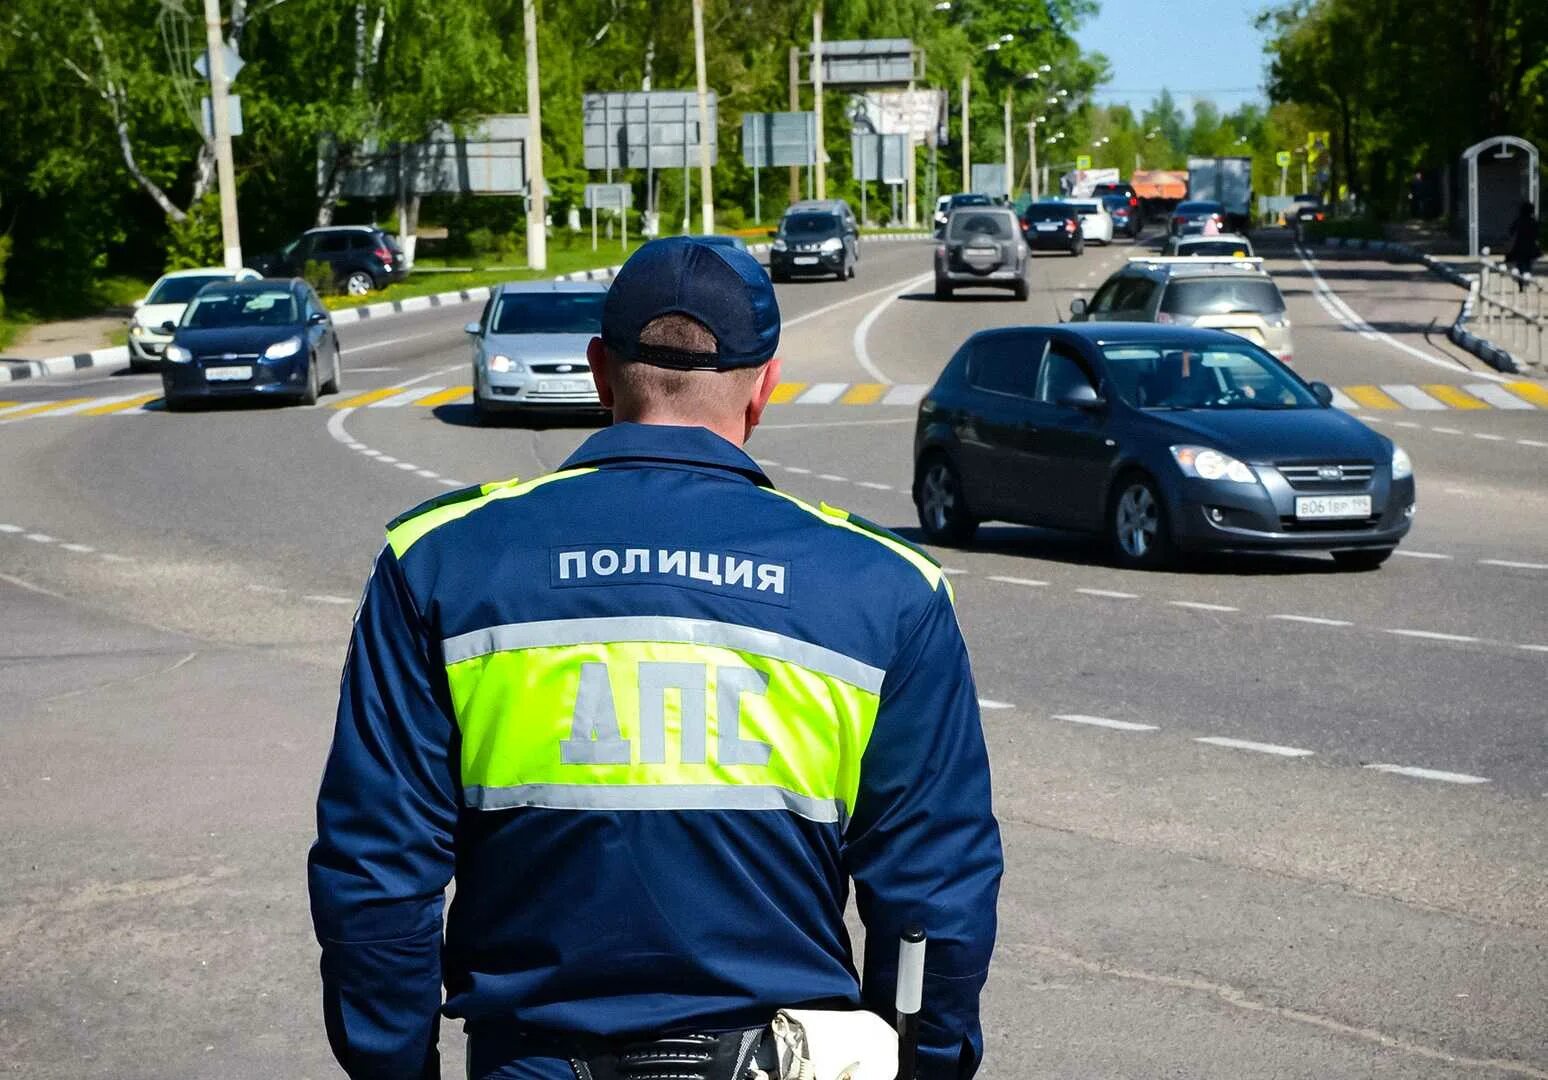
top-left (788, 46), bottom-right (800, 205)
top-left (691, 0), bottom-right (714, 233)
top-left (960, 72), bottom-right (970, 192)
top-left (523, 0), bottom-right (547, 271)
top-left (1028, 120), bottom-right (1039, 201)
top-left (201, 0), bottom-right (242, 270)
top-left (812, 4), bottom-right (825, 199)
top-left (1003, 91), bottom-right (1013, 200)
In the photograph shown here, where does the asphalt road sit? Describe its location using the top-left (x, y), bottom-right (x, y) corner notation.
top-left (2, 230), bottom-right (1546, 1079)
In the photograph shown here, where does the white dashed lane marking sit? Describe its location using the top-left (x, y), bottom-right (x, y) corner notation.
top-left (1055, 714), bottom-right (1159, 732)
top-left (1365, 764), bottom-right (1490, 785)
top-left (977, 699), bottom-right (1015, 710)
top-left (1076, 587), bottom-right (1138, 599)
top-left (1386, 629), bottom-right (1480, 644)
top-left (989, 575), bottom-right (1049, 587)
top-left (1195, 736), bottom-right (1315, 758)
top-left (1395, 550), bottom-right (1452, 560)
top-left (1271, 614), bottom-right (1354, 627)
top-left (1169, 600), bottom-right (1239, 612)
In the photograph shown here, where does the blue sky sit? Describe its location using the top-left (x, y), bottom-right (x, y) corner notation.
top-left (1073, 0), bottom-right (1271, 116)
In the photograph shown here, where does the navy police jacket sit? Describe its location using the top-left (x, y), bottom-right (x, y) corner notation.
top-left (308, 422), bottom-right (1002, 1080)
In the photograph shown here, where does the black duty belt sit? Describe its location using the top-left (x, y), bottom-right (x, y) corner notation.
top-left (569, 1030), bottom-right (776, 1080)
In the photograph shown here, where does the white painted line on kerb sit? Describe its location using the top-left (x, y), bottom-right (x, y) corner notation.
top-left (1195, 736), bottom-right (1314, 758)
top-left (1076, 587), bottom-right (1138, 599)
top-left (1365, 764), bottom-right (1490, 785)
top-left (1386, 628), bottom-right (1480, 644)
top-left (1271, 614), bottom-right (1353, 627)
top-left (977, 699), bottom-right (1015, 710)
top-left (1054, 714), bottom-right (1158, 732)
top-left (988, 575), bottom-right (1048, 587)
top-left (1395, 550), bottom-right (1452, 560)
top-left (1480, 558), bottom-right (1548, 571)
top-left (1169, 600), bottom-right (1239, 612)
top-left (795, 383), bottom-right (847, 405)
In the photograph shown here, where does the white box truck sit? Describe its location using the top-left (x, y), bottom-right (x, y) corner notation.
top-left (1187, 156), bottom-right (1253, 231)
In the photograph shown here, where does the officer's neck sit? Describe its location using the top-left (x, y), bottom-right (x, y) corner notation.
top-left (612, 409), bottom-right (752, 449)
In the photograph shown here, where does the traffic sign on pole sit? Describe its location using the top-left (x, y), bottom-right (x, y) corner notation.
top-left (1075, 154), bottom-right (1091, 170)
top-left (1275, 150), bottom-right (1291, 168)
top-left (194, 42), bottom-right (244, 82)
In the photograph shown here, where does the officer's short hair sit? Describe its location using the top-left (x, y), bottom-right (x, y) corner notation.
top-left (606, 315), bottom-right (763, 415)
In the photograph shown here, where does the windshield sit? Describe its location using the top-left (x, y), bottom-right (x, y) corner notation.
top-left (1161, 278), bottom-right (1285, 316)
top-left (1175, 240), bottom-right (1253, 257)
top-left (491, 292), bottom-right (606, 335)
top-left (1024, 203), bottom-right (1073, 221)
top-left (783, 213), bottom-right (841, 236)
top-left (948, 212), bottom-right (1014, 240)
top-left (951, 194), bottom-right (992, 208)
top-left (182, 290), bottom-right (297, 328)
top-left (148, 275), bottom-right (227, 305)
top-left (1101, 342), bottom-right (1318, 410)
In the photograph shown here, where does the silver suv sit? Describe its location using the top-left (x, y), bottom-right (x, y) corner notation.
top-left (934, 206), bottom-right (1029, 301)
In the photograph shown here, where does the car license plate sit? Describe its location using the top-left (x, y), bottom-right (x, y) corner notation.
top-left (205, 365), bottom-right (252, 382)
top-left (1035, 222), bottom-right (1058, 231)
top-left (539, 378), bottom-right (592, 394)
top-left (793, 256), bottom-right (819, 265)
top-left (1295, 495), bottom-right (1371, 520)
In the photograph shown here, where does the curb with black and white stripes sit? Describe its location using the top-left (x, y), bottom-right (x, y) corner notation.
top-left (0, 232), bottom-right (931, 384)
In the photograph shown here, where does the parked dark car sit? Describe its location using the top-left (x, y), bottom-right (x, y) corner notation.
top-left (912, 324), bottom-right (1414, 570)
top-left (769, 209), bottom-right (859, 282)
top-left (1101, 193), bottom-right (1141, 239)
top-left (249, 225), bottom-right (407, 296)
top-left (160, 278), bottom-right (342, 409)
top-left (1020, 201), bottom-right (1084, 255)
top-left (934, 206), bottom-right (1029, 300)
top-left (1169, 200), bottom-right (1226, 237)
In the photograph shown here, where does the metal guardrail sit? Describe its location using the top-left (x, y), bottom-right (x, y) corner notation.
top-left (1475, 255), bottom-right (1546, 371)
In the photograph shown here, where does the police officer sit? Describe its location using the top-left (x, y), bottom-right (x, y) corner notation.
top-left (308, 237), bottom-right (1002, 1080)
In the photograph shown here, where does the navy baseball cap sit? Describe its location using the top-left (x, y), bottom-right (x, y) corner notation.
top-left (601, 236), bottom-right (781, 370)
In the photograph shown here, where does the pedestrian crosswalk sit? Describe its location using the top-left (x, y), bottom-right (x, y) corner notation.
top-left (3, 381), bottom-right (1548, 421)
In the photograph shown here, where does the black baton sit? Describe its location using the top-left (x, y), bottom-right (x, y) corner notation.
top-left (895, 927), bottom-right (926, 1080)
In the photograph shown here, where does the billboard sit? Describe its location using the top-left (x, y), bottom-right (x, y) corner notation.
top-left (321, 115), bottom-right (529, 197)
top-left (582, 91), bottom-right (718, 171)
top-left (812, 39), bottom-right (923, 86)
top-left (846, 89), bottom-right (946, 144)
top-left (742, 112), bottom-right (818, 168)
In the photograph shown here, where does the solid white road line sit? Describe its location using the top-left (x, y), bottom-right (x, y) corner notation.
top-left (1168, 600), bottom-right (1239, 612)
top-left (1386, 628), bottom-right (1480, 643)
top-left (1076, 587), bottom-right (1138, 599)
top-left (1195, 736), bottom-right (1314, 757)
top-left (988, 575), bottom-right (1049, 587)
top-left (1479, 558), bottom-right (1548, 570)
top-left (1270, 614), bottom-right (1353, 626)
top-left (851, 272), bottom-right (936, 384)
top-left (1464, 382), bottom-right (1534, 408)
top-left (1364, 764), bottom-right (1489, 784)
top-left (781, 268), bottom-right (936, 332)
top-left (1054, 714), bottom-right (1158, 732)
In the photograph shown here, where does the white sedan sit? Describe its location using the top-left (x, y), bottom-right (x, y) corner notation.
top-left (1067, 200), bottom-right (1115, 245)
top-left (128, 266), bottom-right (260, 370)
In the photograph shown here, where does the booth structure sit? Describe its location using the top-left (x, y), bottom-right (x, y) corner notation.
top-left (1461, 136), bottom-right (1539, 257)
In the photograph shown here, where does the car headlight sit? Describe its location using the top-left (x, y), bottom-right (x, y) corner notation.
top-left (1390, 445), bottom-right (1412, 481)
top-left (1171, 445), bottom-right (1256, 483)
top-left (130, 323), bottom-right (145, 338)
top-left (163, 344), bottom-right (192, 363)
top-left (487, 354), bottom-right (523, 374)
top-left (771, 238), bottom-right (787, 252)
top-left (263, 336), bottom-right (303, 360)
top-left (819, 236), bottom-right (843, 253)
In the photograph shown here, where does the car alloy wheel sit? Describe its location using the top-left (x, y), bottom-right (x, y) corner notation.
top-left (345, 271), bottom-right (373, 296)
top-left (916, 456), bottom-right (977, 545)
top-left (1110, 476), bottom-right (1172, 569)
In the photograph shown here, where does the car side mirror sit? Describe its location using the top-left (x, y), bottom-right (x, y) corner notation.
top-left (1059, 384), bottom-right (1106, 410)
top-left (308, 311), bottom-right (328, 325)
top-left (463, 321), bottom-right (482, 335)
top-left (160, 320), bottom-right (177, 334)
top-left (1309, 380), bottom-right (1334, 406)
top-left (1069, 297), bottom-right (1088, 318)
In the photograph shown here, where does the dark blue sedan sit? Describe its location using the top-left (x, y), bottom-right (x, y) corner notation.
top-left (160, 278), bottom-right (342, 409)
top-left (913, 324), bottom-right (1414, 570)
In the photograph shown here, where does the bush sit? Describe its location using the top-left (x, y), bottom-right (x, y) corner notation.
top-left (165, 194), bottom-right (223, 270)
top-left (0, 233), bottom-right (10, 319)
top-left (302, 259), bottom-right (336, 296)
top-left (716, 204), bottom-right (746, 231)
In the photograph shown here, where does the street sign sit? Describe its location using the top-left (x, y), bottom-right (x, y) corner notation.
top-left (322, 115), bottom-right (530, 197)
top-left (810, 39), bottom-right (923, 86)
top-left (1075, 154), bottom-right (1092, 170)
top-left (194, 42), bottom-right (244, 82)
top-left (741, 112), bottom-right (818, 168)
top-left (200, 95), bottom-right (243, 139)
top-left (851, 133), bottom-right (907, 183)
top-left (583, 183), bottom-right (632, 210)
top-left (1276, 150), bottom-right (1292, 168)
top-left (969, 163), bottom-right (1002, 196)
top-left (1306, 131), bottom-right (1330, 165)
top-left (582, 91), bottom-right (718, 171)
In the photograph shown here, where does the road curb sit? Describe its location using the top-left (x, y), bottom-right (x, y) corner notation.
top-left (1, 232), bottom-right (930, 382)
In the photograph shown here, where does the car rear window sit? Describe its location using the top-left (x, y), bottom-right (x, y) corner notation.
top-left (1177, 240), bottom-right (1253, 257)
top-left (951, 194), bottom-right (992, 208)
top-left (1160, 278), bottom-right (1285, 316)
top-left (948, 212), bottom-right (1014, 239)
top-left (491, 292), bottom-right (606, 335)
top-left (783, 213), bottom-right (841, 235)
top-left (1023, 203), bottom-right (1073, 222)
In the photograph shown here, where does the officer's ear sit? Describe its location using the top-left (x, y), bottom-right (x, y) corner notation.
top-left (744, 356), bottom-right (782, 437)
top-left (586, 337), bottom-right (616, 409)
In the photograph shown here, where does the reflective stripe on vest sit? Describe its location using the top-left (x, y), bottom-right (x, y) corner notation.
top-left (444, 616), bottom-right (882, 827)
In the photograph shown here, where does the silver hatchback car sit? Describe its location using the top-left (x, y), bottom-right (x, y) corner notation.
top-left (934, 206), bottom-right (1029, 300)
top-left (465, 281), bottom-right (608, 423)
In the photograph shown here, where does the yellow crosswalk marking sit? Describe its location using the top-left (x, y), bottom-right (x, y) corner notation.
top-left (1418, 384), bottom-right (1490, 409)
top-left (0, 397), bottom-right (92, 419)
top-left (768, 382), bottom-right (808, 404)
top-left (413, 385), bottom-right (473, 407)
top-left (0, 401), bottom-right (17, 410)
top-left (83, 392), bottom-right (163, 416)
top-left (1343, 385), bottom-right (1400, 410)
top-left (334, 385), bottom-right (413, 409)
top-left (839, 382), bottom-right (887, 405)
top-left (1503, 381), bottom-right (1548, 408)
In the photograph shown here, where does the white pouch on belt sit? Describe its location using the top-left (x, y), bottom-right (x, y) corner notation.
top-left (763, 1008), bottom-right (898, 1080)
